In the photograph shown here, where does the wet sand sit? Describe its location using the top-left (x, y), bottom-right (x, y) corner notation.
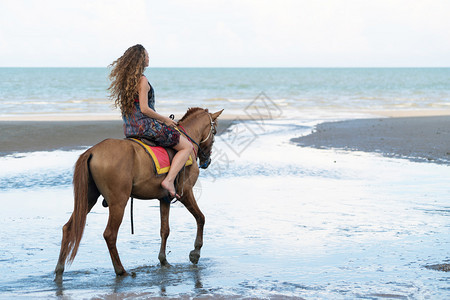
top-left (292, 115), bottom-right (450, 165)
top-left (0, 117), bottom-right (236, 156)
top-left (3, 112), bottom-right (450, 164)
top-left (1, 115), bottom-right (450, 298)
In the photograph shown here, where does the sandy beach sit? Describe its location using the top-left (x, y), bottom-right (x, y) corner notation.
top-left (292, 115), bottom-right (450, 165)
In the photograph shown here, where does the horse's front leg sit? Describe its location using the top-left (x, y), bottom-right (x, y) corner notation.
top-left (158, 199), bottom-right (171, 267)
top-left (180, 189), bottom-right (205, 264)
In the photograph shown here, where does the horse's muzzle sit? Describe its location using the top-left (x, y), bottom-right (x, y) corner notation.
top-left (199, 157), bottom-right (211, 169)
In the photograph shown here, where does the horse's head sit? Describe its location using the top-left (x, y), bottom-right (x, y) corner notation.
top-left (197, 109), bottom-right (223, 169)
top-left (178, 107), bottom-right (224, 169)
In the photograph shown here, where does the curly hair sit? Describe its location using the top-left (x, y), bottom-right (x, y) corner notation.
top-left (108, 44), bottom-right (147, 116)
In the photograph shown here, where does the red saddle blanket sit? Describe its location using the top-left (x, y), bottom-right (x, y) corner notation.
top-left (128, 138), bottom-right (193, 175)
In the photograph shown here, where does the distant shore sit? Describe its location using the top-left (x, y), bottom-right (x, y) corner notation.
top-left (292, 115), bottom-right (450, 165)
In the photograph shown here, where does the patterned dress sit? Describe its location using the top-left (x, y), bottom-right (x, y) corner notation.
top-left (123, 80), bottom-right (180, 148)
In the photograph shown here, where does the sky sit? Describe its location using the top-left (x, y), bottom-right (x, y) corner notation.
top-left (0, 0), bottom-right (449, 67)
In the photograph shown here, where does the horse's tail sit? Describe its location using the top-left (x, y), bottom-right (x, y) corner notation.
top-left (66, 149), bottom-right (93, 264)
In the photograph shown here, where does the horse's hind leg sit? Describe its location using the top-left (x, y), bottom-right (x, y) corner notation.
top-left (180, 189), bottom-right (205, 264)
top-left (55, 182), bottom-right (100, 280)
top-left (158, 200), bottom-right (171, 267)
top-left (103, 199), bottom-right (128, 276)
top-left (55, 215), bottom-right (73, 280)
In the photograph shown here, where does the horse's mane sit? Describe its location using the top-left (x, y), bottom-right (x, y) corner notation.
top-left (179, 107), bottom-right (208, 123)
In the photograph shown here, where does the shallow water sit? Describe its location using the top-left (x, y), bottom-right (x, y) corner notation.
top-left (0, 119), bottom-right (449, 298)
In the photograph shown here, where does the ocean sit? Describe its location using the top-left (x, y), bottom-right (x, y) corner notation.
top-left (0, 68), bottom-right (449, 298)
top-left (0, 67), bottom-right (449, 117)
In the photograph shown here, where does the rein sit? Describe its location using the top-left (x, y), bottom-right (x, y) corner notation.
top-left (177, 116), bottom-right (214, 170)
top-left (177, 125), bottom-right (198, 158)
top-left (177, 125), bottom-right (210, 169)
top-left (177, 125), bottom-right (199, 152)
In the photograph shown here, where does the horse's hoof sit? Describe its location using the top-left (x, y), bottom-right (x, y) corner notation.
top-left (160, 259), bottom-right (172, 268)
top-left (189, 250), bottom-right (200, 264)
top-left (158, 254), bottom-right (172, 267)
top-left (54, 267), bottom-right (64, 282)
top-left (116, 270), bottom-right (128, 277)
top-left (54, 273), bottom-right (63, 283)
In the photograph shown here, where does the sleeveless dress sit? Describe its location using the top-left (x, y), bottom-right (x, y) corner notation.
top-left (123, 80), bottom-right (180, 148)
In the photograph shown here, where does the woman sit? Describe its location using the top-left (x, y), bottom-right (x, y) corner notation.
top-left (108, 44), bottom-right (192, 199)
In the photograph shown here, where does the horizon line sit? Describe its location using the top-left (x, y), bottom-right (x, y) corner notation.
top-left (1, 66), bottom-right (450, 69)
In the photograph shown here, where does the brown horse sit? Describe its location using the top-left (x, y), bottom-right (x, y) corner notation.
top-left (54, 108), bottom-right (223, 280)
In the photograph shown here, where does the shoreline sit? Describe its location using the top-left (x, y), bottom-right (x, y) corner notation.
top-left (366, 109), bottom-right (450, 118)
top-left (1, 109), bottom-right (450, 121)
top-left (0, 115), bottom-right (240, 156)
top-left (292, 115), bottom-right (450, 165)
top-left (2, 110), bottom-right (450, 163)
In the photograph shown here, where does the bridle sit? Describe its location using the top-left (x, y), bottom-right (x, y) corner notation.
top-left (177, 112), bottom-right (216, 169)
top-left (200, 113), bottom-right (215, 144)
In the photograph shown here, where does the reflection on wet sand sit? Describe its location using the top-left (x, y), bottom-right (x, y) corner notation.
top-left (53, 263), bottom-right (205, 298)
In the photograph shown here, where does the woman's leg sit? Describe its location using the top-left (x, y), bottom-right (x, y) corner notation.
top-left (161, 135), bottom-right (192, 198)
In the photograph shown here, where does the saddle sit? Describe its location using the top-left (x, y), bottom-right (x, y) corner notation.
top-left (102, 137), bottom-right (192, 208)
top-left (127, 137), bottom-right (193, 175)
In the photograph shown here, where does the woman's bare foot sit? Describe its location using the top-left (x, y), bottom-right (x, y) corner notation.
top-left (161, 179), bottom-right (180, 199)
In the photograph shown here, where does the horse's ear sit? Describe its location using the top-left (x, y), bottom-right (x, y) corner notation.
top-left (211, 109), bottom-right (224, 120)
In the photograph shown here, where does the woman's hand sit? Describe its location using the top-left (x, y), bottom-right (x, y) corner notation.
top-left (161, 116), bottom-right (177, 128)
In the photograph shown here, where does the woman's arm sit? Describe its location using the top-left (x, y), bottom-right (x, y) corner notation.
top-left (138, 76), bottom-right (176, 127)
